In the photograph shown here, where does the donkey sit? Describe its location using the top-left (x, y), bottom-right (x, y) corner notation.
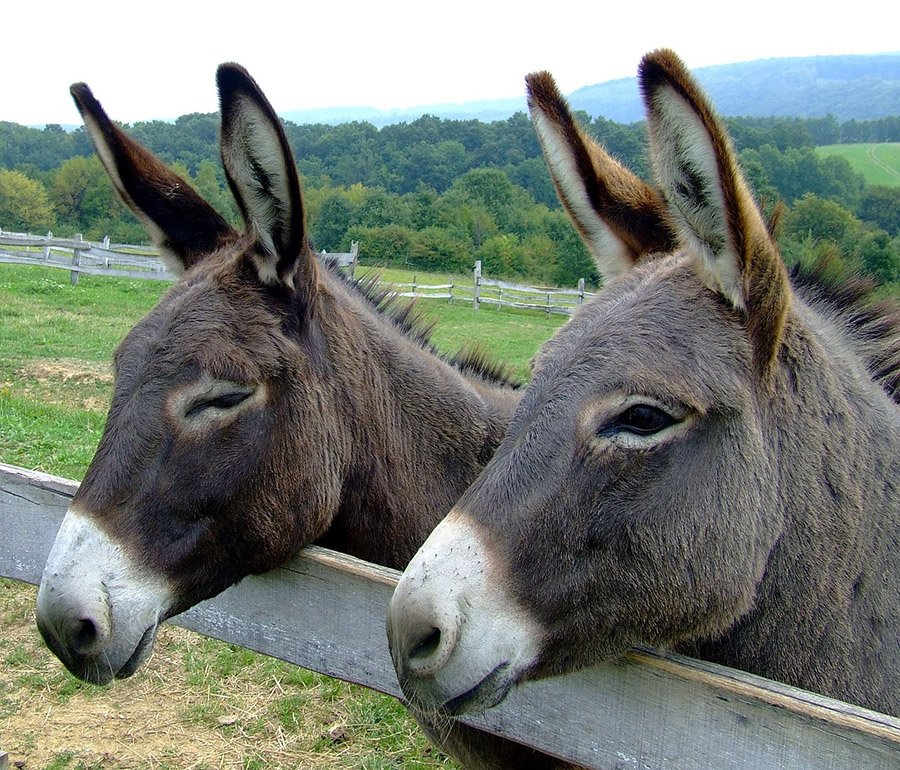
top-left (387, 48), bottom-right (900, 722)
top-left (34, 65), bottom-right (573, 769)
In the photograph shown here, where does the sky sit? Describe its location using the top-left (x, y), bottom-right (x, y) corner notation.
top-left (5, 0), bottom-right (898, 126)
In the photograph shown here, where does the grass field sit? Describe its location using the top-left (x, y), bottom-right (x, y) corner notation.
top-left (0, 262), bottom-right (566, 770)
top-left (815, 142), bottom-right (900, 187)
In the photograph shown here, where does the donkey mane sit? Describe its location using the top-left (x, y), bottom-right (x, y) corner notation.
top-left (789, 258), bottom-right (900, 402)
top-left (323, 258), bottom-right (523, 389)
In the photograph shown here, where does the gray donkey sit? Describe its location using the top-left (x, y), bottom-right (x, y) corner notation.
top-left (35, 64), bottom-right (573, 769)
top-left (387, 49), bottom-right (900, 722)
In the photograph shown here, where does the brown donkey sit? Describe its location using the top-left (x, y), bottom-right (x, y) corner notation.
top-left (388, 49), bottom-right (900, 721)
top-left (34, 65), bottom-right (570, 769)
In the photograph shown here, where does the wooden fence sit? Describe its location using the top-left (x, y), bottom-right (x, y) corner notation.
top-left (0, 230), bottom-right (593, 315)
top-left (0, 229), bottom-right (359, 282)
top-left (388, 261), bottom-right (594, 314)
top-left (1, 462), bottom-right (898, 769)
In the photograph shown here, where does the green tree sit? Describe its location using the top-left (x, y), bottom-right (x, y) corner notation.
top-left (311, 191), bottom-right (355, 250)
top-left (540, 209), bottom-right (598, 287)
top-left (518, 233), bottom-right (558, 284)
top-left (408, 226), bottom-right (472, 272)
top-left (48, 156), bottom-right (115, 225)
top-left (47, 155), bottom-right (140, 239)
top-left (446, 168), bottom-right (536, 236)
top-left (344, 224), bottom-right (417, 266)
top-left (856, 230), bottom-right (899, 283)
top-left (783, 194), bottom-right (860, 244)
top-left (0, 169), bottom-right (55, 231)
top-left (355, 187), bottom-right (413, 229)
top-left (478, 234), bottom-right (524, 277)
top-left (192, 159), bottom-right (239, 225)
top-left (432, 198), bottom-right (497, 248)
top-left (858, 186), bottom-right (900, 236)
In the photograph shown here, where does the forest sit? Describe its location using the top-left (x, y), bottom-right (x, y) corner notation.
top-left (0, 109), bottom-right (897, 287)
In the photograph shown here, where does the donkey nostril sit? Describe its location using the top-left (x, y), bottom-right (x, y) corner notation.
top-left (71, 617), bottom-right (102, 655)
top-left (401, 613), bottom-right (459, 677)
top-left (410, 627), bottom-right (442, 662)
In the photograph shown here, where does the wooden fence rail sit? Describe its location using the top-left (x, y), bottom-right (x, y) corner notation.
top-left (0, 229), bottom-right (594, 314)
top-left (0, 230), bottom-right (359, 281)
top-left (1, 462), bottom-right (898, 769)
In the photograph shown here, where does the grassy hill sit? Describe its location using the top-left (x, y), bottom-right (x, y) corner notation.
top-left (816, 143), bottom-right (900, 187)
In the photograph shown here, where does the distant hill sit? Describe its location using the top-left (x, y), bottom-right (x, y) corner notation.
top-left (569, 54), bottom-right (900, 123)
top-left (281, 98), bottom-right (524, 128)
top-left (281, 54), bottom-right (899, 126)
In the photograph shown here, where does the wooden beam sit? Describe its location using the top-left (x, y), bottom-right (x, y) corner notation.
top-left (1, 462), bottom-right (898, 769)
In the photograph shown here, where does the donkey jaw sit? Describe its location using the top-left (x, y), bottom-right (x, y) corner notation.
top-left (387, 512), bottom-right (542, 715)
top-left (36, 507), bottom-right (174, 685)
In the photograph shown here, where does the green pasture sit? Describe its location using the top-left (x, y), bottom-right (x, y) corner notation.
top-left (0, 263), bottom-right (563, 476)
top-left (0, 261), bottom-right (566, 770)
top-left (815, 143), bottom-right (900, 187)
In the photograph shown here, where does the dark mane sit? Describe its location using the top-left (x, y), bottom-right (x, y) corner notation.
top-left (323, 259), bottom-right (522, 389)
top-left (790, 257), bottom-right (900, 403)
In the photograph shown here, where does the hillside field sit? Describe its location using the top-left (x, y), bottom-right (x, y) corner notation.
top-left (816, 142), bottom-right (900, 187)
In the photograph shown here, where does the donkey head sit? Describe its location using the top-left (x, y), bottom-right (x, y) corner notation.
top-left (36, 65), bottom-right (351, 684)
top-left (387, 50), bottom-right (795, 715)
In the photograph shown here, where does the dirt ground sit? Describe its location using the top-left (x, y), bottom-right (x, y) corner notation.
top-left (1, 581), bottom-right (441, 770)
top-left (12, 360), bottom-right (113, 412)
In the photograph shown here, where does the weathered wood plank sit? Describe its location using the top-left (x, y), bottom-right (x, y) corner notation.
top-left (1, 462), bottom-right (898, 769)
top-left (0, 234), bottom-right (93, 249)
top-left (0, 255), bottom-right (178, 282)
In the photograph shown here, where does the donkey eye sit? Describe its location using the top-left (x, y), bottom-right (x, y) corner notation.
top-left (185, 390), bottom-right (252, 419)
top-left (600, 404), bottom-right (677, 437)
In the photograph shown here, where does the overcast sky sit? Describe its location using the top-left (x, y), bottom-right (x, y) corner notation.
top-left (5, 0), bottom-right (897, 126)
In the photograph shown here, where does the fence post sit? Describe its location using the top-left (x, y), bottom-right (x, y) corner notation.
top-left (70, 234), bottom-right (83, 286)
top-left (349, 240), bottom-right (359, 277)
top-left (473, 260), bottom-right (481, 310)
top-left (412, 274), bottom-right (417, 297)
top-left (578, 277), bottom-right (585, 305)
top-left (546, 291), bottom-right (551, 314)
top-left (44, 231), bottom-right (52, 261)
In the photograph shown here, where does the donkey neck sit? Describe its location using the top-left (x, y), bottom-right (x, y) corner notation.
top-left (315, 271), bottom-right (521, 568)
top-left (683, 296), bottom-right (900, 712)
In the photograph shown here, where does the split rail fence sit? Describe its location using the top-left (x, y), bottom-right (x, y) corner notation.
top-left (0, 229), bottom-right (359, 281)
top-left (1, 462), bottom-right (898, 769)
top-left (0, 231), bottom-right (594, 315)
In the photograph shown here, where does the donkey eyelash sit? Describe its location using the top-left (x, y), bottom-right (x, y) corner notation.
top-left (598, 403), bottom-right (679, 438)
top-left (583, 395), bottom-right (690, 451)
top-left (184, 390), bottom-right (253, 419)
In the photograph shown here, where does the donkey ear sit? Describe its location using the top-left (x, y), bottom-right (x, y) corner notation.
top-left (70, 84), bottom-right (237, 274)
top-left (216, 63), bottom-right (315, 295)
top-left (639, 49), bottom-right (790, 375)
top-left (526, 71), bottom-right (675, 282)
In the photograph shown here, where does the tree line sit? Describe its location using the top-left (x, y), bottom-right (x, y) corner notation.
top-left (0, 110), bottom-right (897, 287)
